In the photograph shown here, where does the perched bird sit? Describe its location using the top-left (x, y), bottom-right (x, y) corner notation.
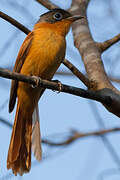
top-left (7, 8), bottom-right (84, 175)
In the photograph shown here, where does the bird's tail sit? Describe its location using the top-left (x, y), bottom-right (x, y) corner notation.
top-left (32, 104), bottom-right (42, 161)
top-left (7, 102), bottom-right (42, 175)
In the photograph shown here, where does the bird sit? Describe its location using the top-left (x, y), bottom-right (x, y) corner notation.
top-left (7, 8), bottom-right (84, 175)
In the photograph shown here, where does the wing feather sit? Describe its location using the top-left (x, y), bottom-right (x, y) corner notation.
top-left (9, 32), bottom-right (33, 113)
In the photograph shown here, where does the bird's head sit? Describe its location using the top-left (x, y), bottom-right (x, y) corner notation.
top-left (34, 8), bottom-right (84, 36)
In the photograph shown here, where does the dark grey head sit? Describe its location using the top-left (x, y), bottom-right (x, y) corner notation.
top-left (39, 8), bottom-right (72, 23)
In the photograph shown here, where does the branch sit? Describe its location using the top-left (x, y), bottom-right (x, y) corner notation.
top-left (97, 34), bottom-right (120, 53)
top-left (0, 117), bottom-right (119, 147)
top-left (70, 0), bottom-right (114, 91)
top-left (63, 59), bottom-right (90, 87)
top-left (1, 67), bottom-right (120, 118)
top-left (0, 68), bottom-right (113, 103)
top-left (0, 11), bottom-right (30, 34)
top-left (42, 128), bottom-right (120, 146)
top-left (69, 0), bottom-right (120, 117)
top-left (35, 0), bottom-right (59, 10)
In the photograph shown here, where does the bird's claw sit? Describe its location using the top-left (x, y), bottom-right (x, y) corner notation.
top-left (31, 76), bottom-right (40, 88)
top-left (52, 80), bottom-right (62, 93)
top-left (57, 81), bottom-right (62, 93)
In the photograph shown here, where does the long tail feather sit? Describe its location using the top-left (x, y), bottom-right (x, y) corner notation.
top-left (32, 104), bottom-right (42, 161)
top-left (7, 101), bottom-right (32, 175)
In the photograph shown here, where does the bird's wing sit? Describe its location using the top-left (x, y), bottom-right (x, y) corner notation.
top-left (9, 31), bottom-right (33, 113)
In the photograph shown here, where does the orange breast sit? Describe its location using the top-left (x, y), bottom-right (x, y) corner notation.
top-left (20, 27), bottom-right (66, 79)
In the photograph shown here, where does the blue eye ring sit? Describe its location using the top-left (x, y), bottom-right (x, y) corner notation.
top-left (53, 12), bottom-right (63, 21)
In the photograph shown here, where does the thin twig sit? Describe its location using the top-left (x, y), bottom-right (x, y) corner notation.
top-left (0, 117), bottom-right (119, 147)
top-left (42, 128), bottom-right (120, 146)
top-left (56, 71), bottom-right (120, 85)
top-left (56, 71), bottom-right (73, 76)
top-left (63, 59), bottom-right (90, 87)
top-left (0, 118), bottom-right (12, 128)
top-left (0, 11), bottom-right (30, 34)
top-left (97, 33), bottom-right (120, 53)
top-left (109, 76), bottom-right (120, 83)
top-left (35, 0), bottom-right (59, 10)
top-left (0, 99), bottom-right (8, 111)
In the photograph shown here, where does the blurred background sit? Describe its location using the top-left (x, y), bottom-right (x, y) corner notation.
top-left (0, 0), bottom-right (120, 179)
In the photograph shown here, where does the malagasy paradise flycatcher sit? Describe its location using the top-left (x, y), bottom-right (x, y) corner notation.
top-left (7, 8), bottom-right (84, 175)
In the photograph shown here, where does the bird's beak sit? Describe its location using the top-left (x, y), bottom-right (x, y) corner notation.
top-left (66, 15), bottom-right (85, 22)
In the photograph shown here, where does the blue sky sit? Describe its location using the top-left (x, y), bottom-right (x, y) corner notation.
top-left (0, 0), bottom-right (120, 180)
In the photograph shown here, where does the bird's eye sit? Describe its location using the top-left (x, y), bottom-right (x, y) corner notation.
top-left (53, 12), bottom-right (62, 21)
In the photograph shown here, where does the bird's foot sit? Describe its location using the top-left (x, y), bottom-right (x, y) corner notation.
top-left (52, 80), bottom-right (62, 93)
top-left (31, 76), bottom-right (40, 88)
